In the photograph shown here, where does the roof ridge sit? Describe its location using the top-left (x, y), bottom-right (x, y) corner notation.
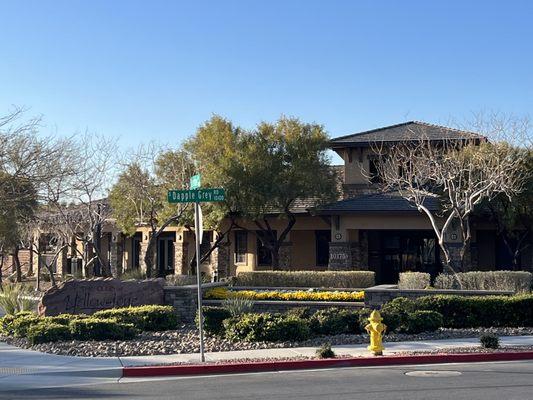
top-left (330, 121), bottom-right (415, 141)
top-left (330, 121), bottom-right (485, 144)
top-left (410, 120), bottom-right (482, 137)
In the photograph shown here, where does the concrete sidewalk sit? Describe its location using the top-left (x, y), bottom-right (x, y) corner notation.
top-left (2, 336), bottom-right (533, 391)
top-left (119, 335), bottom-right (533, 366)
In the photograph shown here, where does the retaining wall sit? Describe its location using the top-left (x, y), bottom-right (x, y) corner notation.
top-left (163, 281), bottom-right (227, 322)
top-left (203, 299), bottom-right (364, 314)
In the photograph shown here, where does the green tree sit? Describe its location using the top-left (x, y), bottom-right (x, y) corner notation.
top-left (0, 173), bottom-right (37, 282)
top-left (187, 116), bottom-right (338, 269)
top-left (485, 148), bottom-right (533, 268)
top-left (109, 148), bottom-right (195, 277)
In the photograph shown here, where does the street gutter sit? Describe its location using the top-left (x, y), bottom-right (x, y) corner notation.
top-left (122, 351), bottom-right (533, 377)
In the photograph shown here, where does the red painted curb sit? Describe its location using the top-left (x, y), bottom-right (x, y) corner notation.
top-left (122, 351), bottom-right (533, 377)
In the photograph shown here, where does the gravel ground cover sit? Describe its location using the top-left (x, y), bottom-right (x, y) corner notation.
top-left (2, 325), bottom-right (533, 357)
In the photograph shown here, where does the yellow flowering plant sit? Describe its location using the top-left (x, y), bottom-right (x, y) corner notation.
top-left (204, 287), bottom-right (364, 302)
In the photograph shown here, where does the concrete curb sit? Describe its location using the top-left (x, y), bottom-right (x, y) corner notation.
top-left (122, 351), bottom-right (533, 377)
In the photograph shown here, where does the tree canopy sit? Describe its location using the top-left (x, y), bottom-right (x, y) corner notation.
top-left (185, 115), bottom-right (338, 269)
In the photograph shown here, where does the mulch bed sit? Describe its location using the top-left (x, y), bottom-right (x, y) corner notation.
top-left (2, 326), bottom-right (533, 358)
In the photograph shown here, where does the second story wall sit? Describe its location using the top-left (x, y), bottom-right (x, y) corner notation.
top-left (338, 148), bottom-right (372, 185)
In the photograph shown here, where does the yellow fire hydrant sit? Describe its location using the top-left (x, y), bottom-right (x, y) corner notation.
top-left (365, 310), bottom-right (387, 356)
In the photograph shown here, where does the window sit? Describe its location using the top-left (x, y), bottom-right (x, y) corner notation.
top-left (368, 158), bottom-right (383, 184)
top-left (234, 231), bottom-right (247, 264)
top-left (256, 231), bottom-right (276, 266)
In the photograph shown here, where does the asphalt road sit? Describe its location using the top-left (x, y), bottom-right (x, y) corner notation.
top-left (1, 361), bottom-right (533, 400)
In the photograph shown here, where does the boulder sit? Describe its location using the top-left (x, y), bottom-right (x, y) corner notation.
top-left (38, 278), bottom-right (165, 316)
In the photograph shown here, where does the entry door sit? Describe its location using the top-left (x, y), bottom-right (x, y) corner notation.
top-left (157, 237), bottom-right (175, 276)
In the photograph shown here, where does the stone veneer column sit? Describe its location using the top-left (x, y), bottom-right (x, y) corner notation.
top-left (55, 247), bottom-right (68, 276)
top-left (139, 240), bottom-right (149, 274)
top-left (328, 242), bottom-right (352, 270)
top-left (279, 243), bottom-right (292, 270)
top-left (109, 232), bottom-right (123, 277)
top-left (174, 236), bottom-right (189, 275)
top-left (216, 243), bottom-right (230, 278)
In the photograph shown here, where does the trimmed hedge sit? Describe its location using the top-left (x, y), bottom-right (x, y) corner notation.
top-left (234, 271), bottom-right (375, 288)
top-left (93, 305), bottom-right (178, 332)
top-left (197, 307), bottom-right (232, 336)
top-left (224, 313), bottom-right (310, 342)
top-left (398, 272), bottom-right (431, 290)
top-left (69, 318), bottom-right (137, 341)
top-left (27, 322), bottom-right (71, 345)
top-left (388, 294), bottom-right (533, 329)
top-left (434, 271), bottom-right (532, 293)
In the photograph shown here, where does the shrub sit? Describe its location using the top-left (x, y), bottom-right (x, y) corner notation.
top-left (309, 308), bottom-right (362, 335)
top-left (11, 314), bottom-right (45, 338)
top-left (0, 311), bottom-right (34, 336)
top-left (120, 269), bottom-right (146, 280)
top-left (69, 318), bottom-right (137, 341)
top-left (434, 271), bottom-right (532, 293)
top-left (316, 342), bottom-right (335, 359)
top-left (380, 297), bottom-right (418, 332)
top-left (204, 287), bottom-right (365, 302)
top-left (197, 307), bottom-right (231, 336)
top-left (234, 271), bottom-right (375, 288)
top-left (480, 333), bottom-right (500, 349)
top-left (405, 310), bottom-right (443, 333)
top-left (49, 314), bottom-right (88, 326)
top-left (0, 283), bottom-right (35, 315)
top-left (26, 322), bottom-right (71, 345)
top-left (93, 305), bottom-right (177, 331)
top-left (222, 296), bottom-right (255, 317)
top-left (224, 313), bottom-right (310, 342)
top-left (286, 307), bottom-right (314, 319)
top-left (398, 272), bottom-right (431, 290)
top-left (166, 274), bottom-right (197, 286)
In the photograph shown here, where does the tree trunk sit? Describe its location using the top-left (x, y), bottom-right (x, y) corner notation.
top-left (28, 246), bottom-right (34, 276)
top-left (13, 247), bottom-right (22, 283)
top-left (270, 246), bottom-right (281, 270)
top-left (0, 254), bottom-right (4, 286)
top-left (144, 237), bottom-right (156, 278)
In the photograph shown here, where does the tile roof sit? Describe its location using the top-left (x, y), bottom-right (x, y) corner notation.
top-left (312, 191), bottom-right (441, 214)
top-left (329, 121), bottom-right (485, 148)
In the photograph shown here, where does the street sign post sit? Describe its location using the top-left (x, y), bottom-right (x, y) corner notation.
top-left (167, 179), bottom-right (225, 363)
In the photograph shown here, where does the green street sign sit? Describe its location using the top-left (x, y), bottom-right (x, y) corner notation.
top-left (168, 188), bottom-right (225, 203)
top-left (190, 174), bottom-right (201, 189)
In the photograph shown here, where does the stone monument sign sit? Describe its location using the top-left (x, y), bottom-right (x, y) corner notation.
top-left (38, 278), bottom-right (165, 316)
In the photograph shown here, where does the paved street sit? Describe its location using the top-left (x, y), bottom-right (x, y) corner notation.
top-left (1, 360), bottom-right (532, 400)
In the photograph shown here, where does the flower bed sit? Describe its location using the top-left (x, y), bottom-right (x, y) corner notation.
top-left (204, 287), bottom-right (365, 302)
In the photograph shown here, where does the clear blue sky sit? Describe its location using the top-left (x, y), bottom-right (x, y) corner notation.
top-left (1, 0), bottom-right (532, 162)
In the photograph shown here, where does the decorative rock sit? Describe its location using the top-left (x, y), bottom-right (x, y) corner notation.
top-left (38, 278), bottom-right (166, 316)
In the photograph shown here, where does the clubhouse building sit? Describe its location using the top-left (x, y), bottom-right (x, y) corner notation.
top-left (16, 122), bottom-right (533, 284)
